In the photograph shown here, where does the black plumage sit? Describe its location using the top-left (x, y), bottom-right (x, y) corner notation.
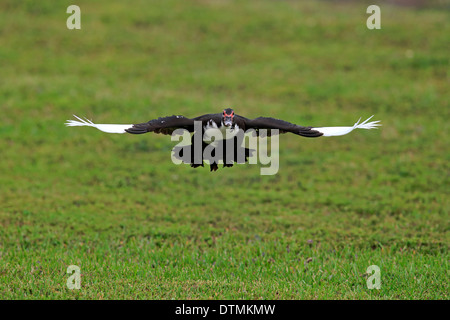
top-left (123, 109), bottom-right (321, 171)
top-left (172, 136), bottom-right (255, 172)
top-left (66, 109), bottom-right (381, 172)
top-left (125, 109), bottom-right (323, 138)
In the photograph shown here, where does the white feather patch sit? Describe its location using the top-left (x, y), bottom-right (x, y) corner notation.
top-left (313, 115), bottom-right (381, 137)
top-left (65, 115), bottom-right (133, 134)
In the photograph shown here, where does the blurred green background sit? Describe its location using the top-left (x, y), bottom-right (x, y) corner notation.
top-left (0, 0), bottom-right (448, 299)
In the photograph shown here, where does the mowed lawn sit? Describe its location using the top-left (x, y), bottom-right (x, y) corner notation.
top-left (0, 0), bottom-right (448, 299)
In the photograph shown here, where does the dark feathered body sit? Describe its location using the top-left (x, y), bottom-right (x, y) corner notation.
top-left (172, 136), bottom-right (255, 171)
top-left (123, 110), bottom-right (323, 170)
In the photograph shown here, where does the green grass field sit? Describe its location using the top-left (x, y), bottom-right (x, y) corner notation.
top-left (0, 0), bottom-right (448, 299)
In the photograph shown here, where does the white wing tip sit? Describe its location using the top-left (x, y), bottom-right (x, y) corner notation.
top-left (354, 115), bottom-right (382, 130)
top-left (65, 115), bottom-right (95, 127)
top-left (65, 115), bottom-right (93, 127)
top-left (65, 115), bottom-right (133, 134)
top-left (312, 115), bottom-right (381, 137)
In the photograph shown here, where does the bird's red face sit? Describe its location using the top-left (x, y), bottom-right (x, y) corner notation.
top-left (222, 109), bottom-right (234, 127)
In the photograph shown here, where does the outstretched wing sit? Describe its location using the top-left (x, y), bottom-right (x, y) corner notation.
top-left (244, 115), bottom-right (381, 138)
top-left (244, 116), bottom-right (323, 137)
top-left (65, 115), bottom-right (195, 135)
top-left (125, 115), bottom-right (195, 135)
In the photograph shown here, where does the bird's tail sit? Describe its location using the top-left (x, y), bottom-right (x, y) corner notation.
top-left (65, 115), bottom-right (133, 134)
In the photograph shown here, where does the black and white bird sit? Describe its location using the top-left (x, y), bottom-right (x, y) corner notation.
top-left (66, 108), bottom-right (381, 170)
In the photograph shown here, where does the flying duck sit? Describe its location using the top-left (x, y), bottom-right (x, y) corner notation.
top-left (66, 108), bottom-right (381, 171)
